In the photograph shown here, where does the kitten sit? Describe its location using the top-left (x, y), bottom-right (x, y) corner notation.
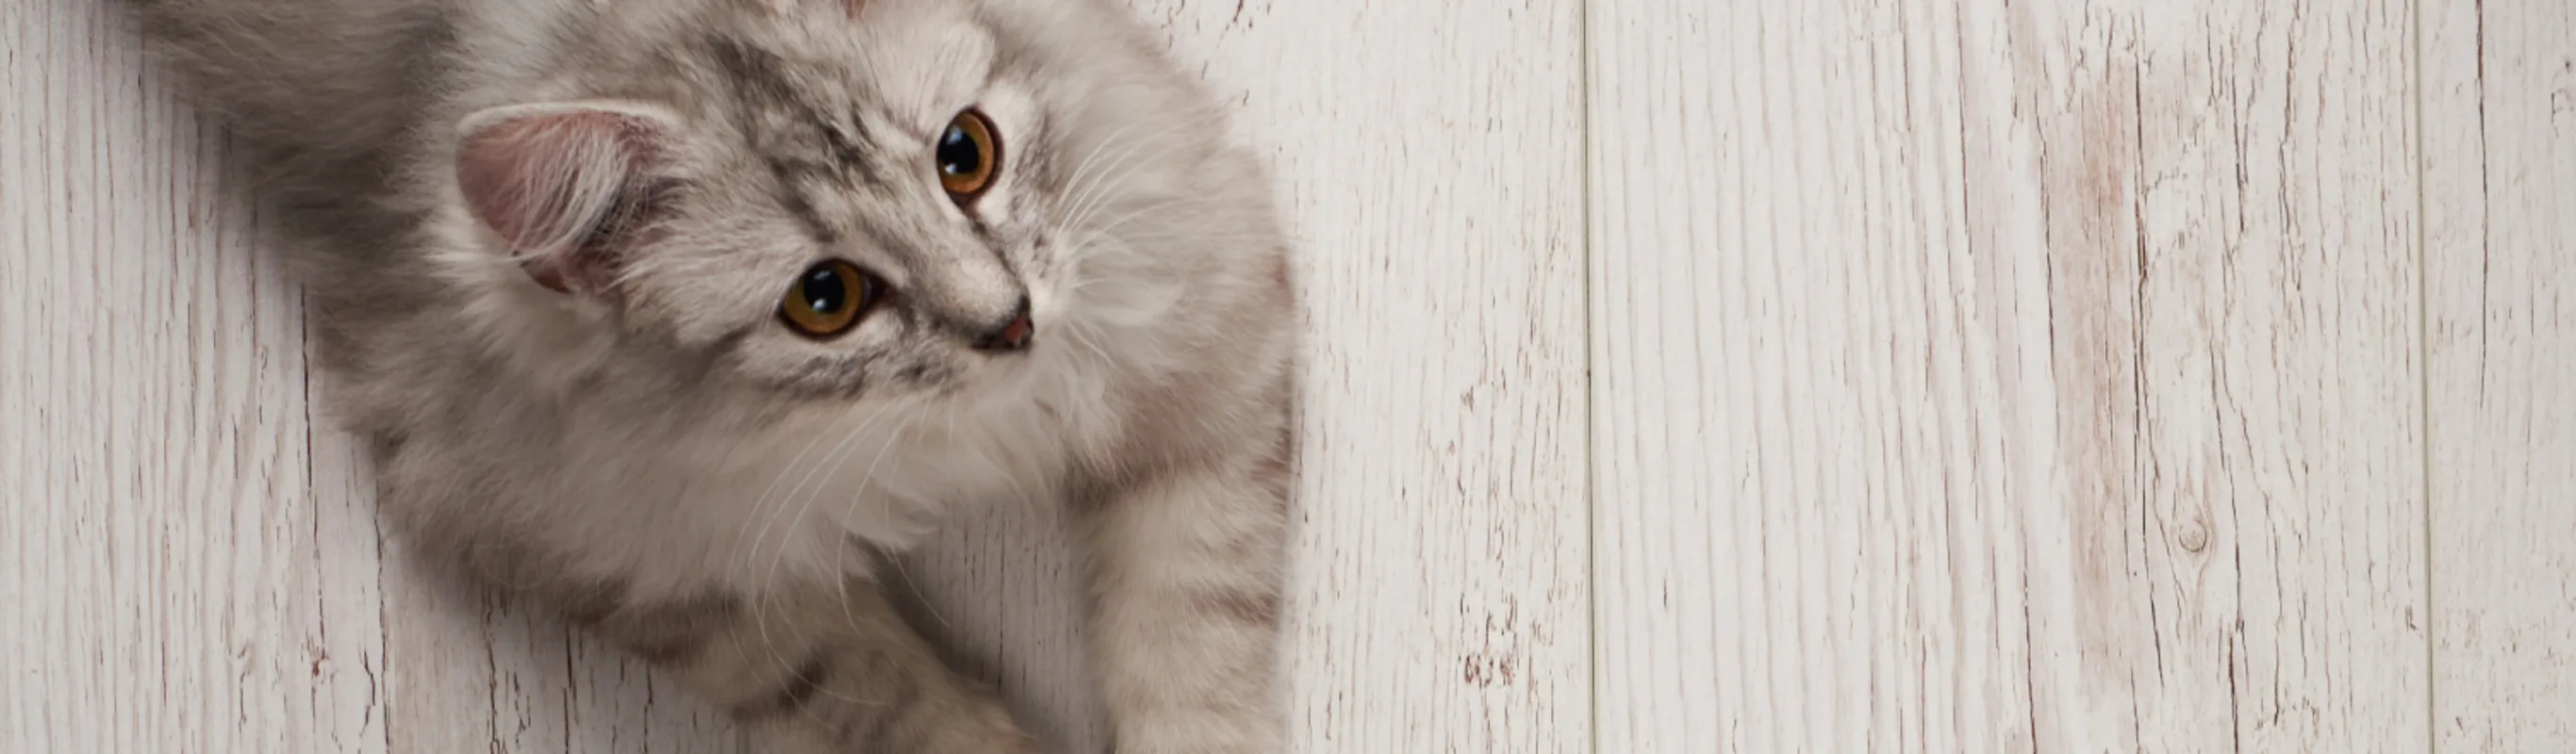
top-left (124, 0), bottom-right (1298, 751)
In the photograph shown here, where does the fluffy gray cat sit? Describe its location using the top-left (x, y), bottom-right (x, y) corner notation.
top-left (122, 0), bottom-right (1297, 750)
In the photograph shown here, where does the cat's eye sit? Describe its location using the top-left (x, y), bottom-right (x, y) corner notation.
top-left (935, 109), bottom-right (1000, 203)
top-left (778, 259), bottom-right (880, 339)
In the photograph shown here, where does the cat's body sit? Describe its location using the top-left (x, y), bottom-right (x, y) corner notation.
top-left (124, 0), bottom-right (1296, 750)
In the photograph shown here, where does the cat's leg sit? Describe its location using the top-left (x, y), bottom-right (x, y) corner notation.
top-left (570, 576), bottom-right (1042, 754)
top-left (1081, 431), bottom-right (1296, 753)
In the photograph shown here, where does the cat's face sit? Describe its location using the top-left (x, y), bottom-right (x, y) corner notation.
top-left (441, 0), bottom-right (1228, 409)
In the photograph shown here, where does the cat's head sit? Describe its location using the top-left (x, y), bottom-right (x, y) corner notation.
top-left (425, 0), bottom-right (1267, 415)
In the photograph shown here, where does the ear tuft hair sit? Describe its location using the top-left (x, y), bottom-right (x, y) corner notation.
top-left (454, 102), bottom-right (679, 296)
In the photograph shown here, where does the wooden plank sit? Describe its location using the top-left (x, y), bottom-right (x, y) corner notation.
top-left (1952, 4), bottom-right (2155, 747)
top-left (0, 3), bottom-right (388, 751)
top-left (2424, 0), bottom-right (2576, 747)
top-left (1592, 0), bottom-right (2428, 750)
top-left (898, 1), bottom-right (1594, 751)
top-left (1956, 0), bottom-right (2428, 749)
top-left (1587, 2), bottom-right (2040, 751)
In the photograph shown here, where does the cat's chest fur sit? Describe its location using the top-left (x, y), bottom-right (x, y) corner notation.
top-left (369, 307), bottom-right (1148, 602)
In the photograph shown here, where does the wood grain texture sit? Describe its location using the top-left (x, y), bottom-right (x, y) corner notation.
top-left (0, 2), bottom-right (388, 751)
top-left (901, 1), bottom-right (1595, 751)
top-left (1161, 1), bottom-right (1595, 746)
top-left (1593, 0), bottom-right (2429, 750)
top-left (2424, 0), bottom-right (2576, 748)
top-left (1588, 2), bottom-right (2040, 751)
top-left (1961, 0), bottom-right (2427, 749)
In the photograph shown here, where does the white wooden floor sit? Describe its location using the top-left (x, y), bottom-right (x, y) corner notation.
top-left (6, 0), bottom-right (2572, 751)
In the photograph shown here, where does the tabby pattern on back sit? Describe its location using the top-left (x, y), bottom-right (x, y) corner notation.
top-left (124, 0), bottom-right (1298, 750)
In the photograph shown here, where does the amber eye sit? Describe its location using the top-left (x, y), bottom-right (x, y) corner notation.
top-left (778, 259), bottom-right (879, 338)
top-left (935, 109), bottom-right (1000, 202)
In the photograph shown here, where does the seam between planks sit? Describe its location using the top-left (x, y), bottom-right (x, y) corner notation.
top-left (1577, 0), bottom-right (1602, 750)
top-left (2410, 0), bottom-right (2438, 751)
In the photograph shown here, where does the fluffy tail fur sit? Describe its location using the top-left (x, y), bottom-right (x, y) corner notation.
top-left (124, 0), bottom-right (448, 189)
top-left (122, 0), bottom-right (462, 370)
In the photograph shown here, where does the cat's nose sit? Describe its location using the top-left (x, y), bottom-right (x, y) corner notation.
top-left (970, 296), bottom-right (1034, 353)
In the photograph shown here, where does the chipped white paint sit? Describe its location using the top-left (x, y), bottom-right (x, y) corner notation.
top-left (1593, 1), bottom-right (2427, 750)
top-left (8, 0), bottom-right (2575, 751)
top-left (2424, 0), bottom-right (2576, 748)
top-left (1950, 1), bottom-right (2431, 750)
top-left (0, 3), bottom-right (385, 750)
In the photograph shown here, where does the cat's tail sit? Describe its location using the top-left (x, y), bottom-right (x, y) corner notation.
top-left (121, 0), bottom-right (447, 176)
top-left (121, 0), bottom-right (454, 347)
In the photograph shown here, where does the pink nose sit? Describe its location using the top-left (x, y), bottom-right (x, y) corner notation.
top-left (972, 297), bottom-right (1034, 352)
top-left (992, 313), bottom-right (1032, 350)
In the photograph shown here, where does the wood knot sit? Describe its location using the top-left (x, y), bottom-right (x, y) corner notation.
top-left (2175, 521), bottom-right (2210, 552)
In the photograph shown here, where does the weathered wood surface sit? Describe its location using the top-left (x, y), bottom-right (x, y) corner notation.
top-left (1591, 1), bottom-right (2427, 751)
top-left (9, 0), bottom-right (2574, 750)
top-left (2425, 0), bottom-right (2576, 748)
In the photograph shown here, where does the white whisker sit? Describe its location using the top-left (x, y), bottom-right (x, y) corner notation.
top-left (1053, 110), bottom-right (1232, 238)
top-left (1052, 108), bottom-right (1229, 226)
top-left (736, 399), bottom-right (912, 656)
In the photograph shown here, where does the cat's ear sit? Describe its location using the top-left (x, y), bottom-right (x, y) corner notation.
top-left (454, 101), bottom-right (681, 297)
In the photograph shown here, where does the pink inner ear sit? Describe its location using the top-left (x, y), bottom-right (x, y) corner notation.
top-left (455, 107), bottom-right (668, 295)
